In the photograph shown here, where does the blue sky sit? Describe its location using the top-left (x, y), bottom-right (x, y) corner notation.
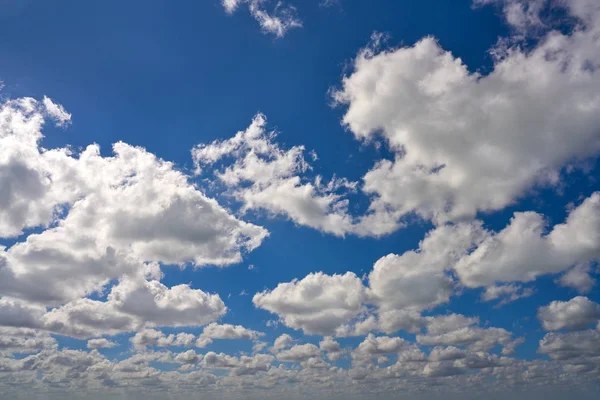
top-left (1, 0), bottom-right (600, 399)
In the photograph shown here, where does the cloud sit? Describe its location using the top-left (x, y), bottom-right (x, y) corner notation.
top-left (333, 0), bottom-right (600, 226)
top-left (130, 329), bottom-right (197, 350)
top-left (481, 284), bottom-right (534, 306)
top-left (253, 271), bottom-right (366, 335)
top-left (538, 329), bottom-right (600, 360)
top-left (352, 334), bottom-right (407, 361)
top-left (87, 338), bottom-right (117, 349)
top-left (42, 277), bottom-right (226, 338)
top-left (276, 343), bottom-right (320, 362)
top-left (201, 323), bottom-right (264, 340)
top-left (537, 297), bottom-right (600, 331)
top-left (557, 264), bottom-right (597, 294)
top-left (193, 114), bottom-right (401, 237)
top-left (0, 95), bottom-right (267, 307)
top-left (42, 96), bottom-right (71, 127)
top-left (367, 223), bottom-right (486, 311)
top-left (455, 193), bottom-right (600, 287)
top-left (221, 0), bottom-right (302, 38)
top-left (417, 314), bottom-right (522, 354)
top-left (319, 337), bottom-right (342, 361)
top-left (0, 327), bottom-right (57, 356)
top-left (271, 333), bottom-right (294, 352)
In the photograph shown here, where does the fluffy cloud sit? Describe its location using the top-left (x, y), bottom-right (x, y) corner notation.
top-left (276, 343), bottom-right (320, 362)
top-left (333, 0), bottom-right (600, 226)
top-left (193, 114), bottom-right (400, 237)
top-left (0, 96), bottom-right (267, 307)
top-left (221, 0), bottom-right (302, 37)
top-left (367, 223), bottom-right (486, 311)
top-left (538, 329), bottom-right (600, 360)
top-left (271, 333), bottom-right (294, 352)
top-left (201, 323), bottom-right (264, 340)
top-left (455, 193), bottom-right (600, 287)
top-left (253, 272), bottom-right (366, 335)
top-left (130, 329), bottom-right (196, 350)
top-left (417, 314), bottom-right (522, 354)
top-left (481, 284), bottom-right (534, 305)
top-left (41, 277), bottom-right (226, 338)
top-left (0, 327), bottom-right (56, 355)
top-left (557, 264), bottom-right (597, 294)
top-left (352, 334), bottom-right (407, 362)
top-left (537, 297), bottom-right (600, 331)
top-left (319, 337), bottom-right (342, 361)
top-left (86, 338), bottom-right (117, 349)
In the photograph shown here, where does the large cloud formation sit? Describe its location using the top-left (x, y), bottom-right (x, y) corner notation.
top-left (0, 94), bottom-right (267, 339)
top-left (333, 0), bottom-right (600, 227)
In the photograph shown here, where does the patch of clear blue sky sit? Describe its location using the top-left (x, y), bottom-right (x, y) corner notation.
top-left (0, 0), bottom-right (598, 361)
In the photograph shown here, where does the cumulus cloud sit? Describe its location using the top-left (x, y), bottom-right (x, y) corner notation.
top-left (0, 96), bottom-right (267, 307)
top-left (557, 263), bottom-right (597, 294)
top-left (40, 276), bottom-right (226, 339)
top-left (253, 272), bottom-right (366, 335)
top-left (538, 329), bottom-right (600, 360)
top-left (333, 0), bottom-right (600, 227)
top-left (193, 114), bottom-right (396, 237)
top-left (276, 343), bottom-right (320, 362)
top-left (0, 93), bottom-right (272, 343)
top-left (130, 329), bottom-right (196, 350)
top-left (481, 284), bottom-right (534, 306)
top-left (319, 337), bottom-right (342, 361)
top-left (417, 314), bottom-right (522, 354)
top-left (537, 297), bottom-right (600, 331)
top-left (367, 223), bottom-right (486, 311)
top-left (201, 323), bottom-right (264, 340)
top-left (86, 338), bottom-right (117, 349)
top-left (455, 193), bottom-right (600, 287)
top-left (221, 0), bottom-right (302, 37)
top-left (352, 334), bottom-right (407, 362)
top-left (0, 327), bottom-right (56, 355)
top-left (271, 333), bottom-right (294, 352)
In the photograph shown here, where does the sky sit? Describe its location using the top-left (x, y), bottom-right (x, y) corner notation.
top-left (0, 0), bottom-right (600, 399)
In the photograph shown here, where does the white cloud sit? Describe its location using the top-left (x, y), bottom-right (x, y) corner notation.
top-left (0, 327), bottom-right (57, 355)
top-left (557, 264), bottom-right (596, 294)
top-left (417, 314), bottom-right (522, 354)
top-left (319, 336), bottom-right (342, 361)
top-left (253, 271), bottom-right (366, 335)
top-left (333, 0), bottom-right (600, 226)
top-left (130, 329), bottom-right (197, 350)
top-left (353, 334), bottom-right (407, 359)
top-left (42, 96), bottom-right (71, 127)
top-left (367, 223), bottom-right (486, 311)
top-left (193, 114), bottom-right (401, 237)
top-left (473, 0), bottom-right (548, 33)
top-left (271, 333), bottom-right (294, 352)
top-left (86, 338), bottom-right (117, 349)
top-left (222, 0), bottom-right (242, 14)
top-left (201, 322), bottom-right (263, 340)
top-left (0, 95), bottom-right (267, 307)
top-left (42, 277), bottom-right (226, 338)
top-left (276, 343), bottom-right (320, 362)
top-left (221, 0), bottom-right (302, 38)
top-left (538, 329), bottom-right (600, 360)
top-left (481, 284), bottom-right (534, 305)
top-left (537, 296), bottom-right (600, 331)
top-left (174, 349), bottom-right (202, 365)
top-left (455, 193), bottom-right (600, 287)
top-left (202, 351), bottom-right (274, 376)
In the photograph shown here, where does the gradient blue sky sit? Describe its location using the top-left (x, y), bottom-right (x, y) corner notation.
top-left (0, 1), bottom-right (599, 399)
